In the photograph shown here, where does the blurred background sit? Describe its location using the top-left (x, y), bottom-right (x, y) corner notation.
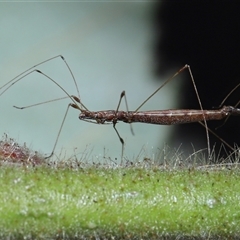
top-left (0, 2), bottom-right (178, 161)
top-left (152, 1), bottom-right (240, 160)
top-left (1, 1), bottom-right (239, 162)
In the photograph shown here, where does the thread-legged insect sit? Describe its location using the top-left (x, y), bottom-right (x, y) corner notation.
top-left (0, 55), bottom-right (239, 163)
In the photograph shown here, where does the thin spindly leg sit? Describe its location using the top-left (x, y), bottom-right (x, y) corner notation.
top-left (115, 91), bottom-right (134, 134)
top-left (113, 91), bottom-right (135, 163)
top-left (113, 120), bottom-right (124, 165)
top-left (45, 103), bottom-right (76, 159)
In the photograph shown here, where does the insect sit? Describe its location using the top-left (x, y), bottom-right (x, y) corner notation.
top-left (0, 56), bottom-right (239, 163)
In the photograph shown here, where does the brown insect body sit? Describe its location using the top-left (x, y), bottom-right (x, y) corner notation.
top-left (79, 105), bottom-right (240, 125)
top-left (79, 110), bottom-right (129, 124)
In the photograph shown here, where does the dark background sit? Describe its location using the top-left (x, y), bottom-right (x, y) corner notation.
top-left (152, 0), bottom-right (240, 159)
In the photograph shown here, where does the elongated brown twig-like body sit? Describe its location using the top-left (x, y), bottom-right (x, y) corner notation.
top-left (79, 106), bottom-right (240, 125)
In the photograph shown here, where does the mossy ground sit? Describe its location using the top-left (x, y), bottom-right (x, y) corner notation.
top-left (0, 160), bottom-right (240, 239)
top-left (0, 134), bottom-right (239, 239)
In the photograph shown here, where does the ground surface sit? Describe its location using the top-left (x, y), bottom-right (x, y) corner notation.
top-left (0, 136), bottom-right (239, 239)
